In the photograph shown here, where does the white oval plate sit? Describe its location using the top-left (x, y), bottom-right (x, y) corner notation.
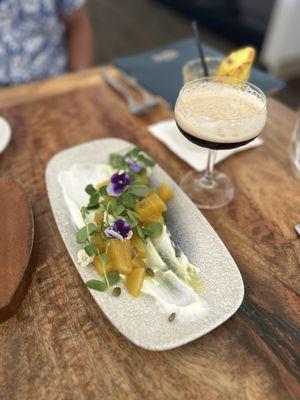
top-left (45, 138), bottom-right (244, 351)
top-left (0, 117), bottom-right (11, 154)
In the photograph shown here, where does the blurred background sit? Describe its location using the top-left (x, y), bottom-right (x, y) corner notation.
top-left (1, 0), bottom-right (299, 108)
top-left (87, 0), bottom-right (300, 89)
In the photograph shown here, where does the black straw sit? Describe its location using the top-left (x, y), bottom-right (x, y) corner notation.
top-left (192, 21), bottom-right (209, 77)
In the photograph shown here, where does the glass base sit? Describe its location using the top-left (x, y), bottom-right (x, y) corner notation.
top-left (180, 169), bottom-right (234, 210)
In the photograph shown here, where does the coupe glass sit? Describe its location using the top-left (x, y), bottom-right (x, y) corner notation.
top-left (174, 76), bottom-right (267, 209)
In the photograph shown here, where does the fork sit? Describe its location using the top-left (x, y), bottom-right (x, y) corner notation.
top-left (120, 72), bottom-right (159, 110)
top-left (101, 71), bottom-right (155, 115)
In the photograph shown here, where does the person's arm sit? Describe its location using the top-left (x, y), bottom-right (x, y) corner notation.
top-left (62, 7), bottom-right (93, 71)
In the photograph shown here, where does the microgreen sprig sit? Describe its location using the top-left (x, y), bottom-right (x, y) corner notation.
top-left (77, 211), bottom-right (116, 291)
top-left (135, 222), bottom-right (163, 243)
top-left (77, 146), bottom-right (159, 295)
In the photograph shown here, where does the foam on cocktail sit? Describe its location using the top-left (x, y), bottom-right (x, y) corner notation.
top-left (175, 81), bottom-right (266, 144)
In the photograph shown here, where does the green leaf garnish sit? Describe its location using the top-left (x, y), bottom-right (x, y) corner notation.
top-left (138, 154), bottom-right (155, 167)
top-left (121, 193), bottom-right (135, 209)
top-left (126, 148), bottom-right (155, 167)
top-left (115, 204), bottom-right (125, 215)
top-left (81, 206), bottom-right (89, 219)
top-left (87, 223), bottom-right (99, 236)
top-left (76, 226), bottom-right (89, 243)
top-left (84, 243), bottom-right (98, 256)
top-left (108, 147), bottom-right (155, 177)
top-left (143, 222), bottom-right (163, 238)
top-left (85, 184), bottom-right (97, 196)
top-left (128, 184), bottom-right (149, 198)
top-left (76, 223), bottom-right (100, 243)
top-left (86, 280), bottom-right (107, 292)
top-left (135, 222), bottom-right (163, 241)
top-left (106, 271), bottom-right (120, 286)
top-left (109, 153), bottom-right (126, 169)
top-left (87, 204), bottom-right (100, 210)
top-left (88, 192), bottom-right (100, 208)
top-left (126, 210), bottom-right (139, 227)
top-left (104, 198), bottom-right (118, 215)
top-left (85, 272), bottom-right (119, 292)
top-left (136, 226), bottom-right (146, 242)
top-left (99, 186), bottom-right (108, 196)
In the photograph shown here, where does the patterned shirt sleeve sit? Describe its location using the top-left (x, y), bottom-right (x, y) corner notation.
top-left (58, 0), bottom-right (86, 15)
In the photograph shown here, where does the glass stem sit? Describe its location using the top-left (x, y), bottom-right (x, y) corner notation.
top-left (202, 149), bottom-right (217, 188)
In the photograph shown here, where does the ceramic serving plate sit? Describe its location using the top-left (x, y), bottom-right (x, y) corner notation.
top-left (46, 138), bottom-right (244, 351)
top-left (0, 117), bottom-right (11, 154)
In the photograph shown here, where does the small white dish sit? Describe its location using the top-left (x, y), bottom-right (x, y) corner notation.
top-left (0, 117), bottom-right (12, 154)
top-left (46, 138), bottom-right (244, 350)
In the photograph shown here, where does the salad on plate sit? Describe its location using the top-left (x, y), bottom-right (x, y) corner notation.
top-left (59, 147), bottom-right (209, 323)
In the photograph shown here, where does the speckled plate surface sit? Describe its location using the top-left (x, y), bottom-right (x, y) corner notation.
top-left (46, 138), bottom-right (244, 351)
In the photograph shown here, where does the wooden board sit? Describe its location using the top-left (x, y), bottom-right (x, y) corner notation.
top-left (0, 67), bottom-right (299, 400)
top-left (0, 177), bottom-right (34, 322)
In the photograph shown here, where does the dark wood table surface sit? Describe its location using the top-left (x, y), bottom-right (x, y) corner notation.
top-left (0, 67), bottom-right (299, 400)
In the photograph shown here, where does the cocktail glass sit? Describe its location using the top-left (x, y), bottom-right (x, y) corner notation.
top-left (174, 76), bottom-right (267, 209)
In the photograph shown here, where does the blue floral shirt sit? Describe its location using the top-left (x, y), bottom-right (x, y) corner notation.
top-left (0, 0), bottom-right (85, 86)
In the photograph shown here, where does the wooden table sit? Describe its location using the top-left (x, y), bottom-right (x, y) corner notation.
top-left (0, 67), bottom-right (299, 400)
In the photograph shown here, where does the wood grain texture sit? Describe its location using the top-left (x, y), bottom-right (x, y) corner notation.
top-left (0, 177), bottom-right (34, 322)
top-left (0, 66), bottom-right (299, 400)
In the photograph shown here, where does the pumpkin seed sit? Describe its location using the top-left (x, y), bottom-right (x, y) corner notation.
top-left (168, 312), bottom-right (176, 322)
top-left (112, 287), bottom-right (121, 297)
top-left (145, 267), bottom-right (155, 277)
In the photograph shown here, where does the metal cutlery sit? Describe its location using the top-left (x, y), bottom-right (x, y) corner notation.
top-left (120, 72), bottom-right (159, 110)
top-left (101, 70), bottom-right (157, 115)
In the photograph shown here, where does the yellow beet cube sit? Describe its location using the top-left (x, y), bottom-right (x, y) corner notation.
top-left (93, 255), bottom-right (113, 276)
top-left (132, 256), bottom-right (147, 269)
top-left (131, 234), bottom-right (147, 259)
top-left (142, 213), bottom-right (164, 225)
top-left (94, 212), bottom-right (103, 225)
top-left (107, 239), bottom-right (132, 274)
top-left (149, 188), bottom-right (158, 195)
top-left (135, 193), bottom-right (166, 221)
top-left (126, 268), bottom-right (145, 297)
top-left (91, 234), bottom-right (106, 253)
top-left (158, 182), bottom-right (174, 202)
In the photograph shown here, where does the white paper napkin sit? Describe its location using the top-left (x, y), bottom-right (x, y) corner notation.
top-left (148, 119), bottom-right (263, 171)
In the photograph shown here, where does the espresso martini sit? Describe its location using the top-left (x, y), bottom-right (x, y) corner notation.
top-left (175, 81), bottom-right (266, 150)
top-left (174, 77), bottom-right (267, 209)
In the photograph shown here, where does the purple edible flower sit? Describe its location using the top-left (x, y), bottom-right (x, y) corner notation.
top-left (104, 228), bottom-right (123, 241)
top-left (105, 219), bottom-right (131, 240)
top-left (129, 161), bottom-right (142, 174)
top-left (124, 156), bottom-right (142, 174)
top-left (107, 171), bottom-right (131, 196)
